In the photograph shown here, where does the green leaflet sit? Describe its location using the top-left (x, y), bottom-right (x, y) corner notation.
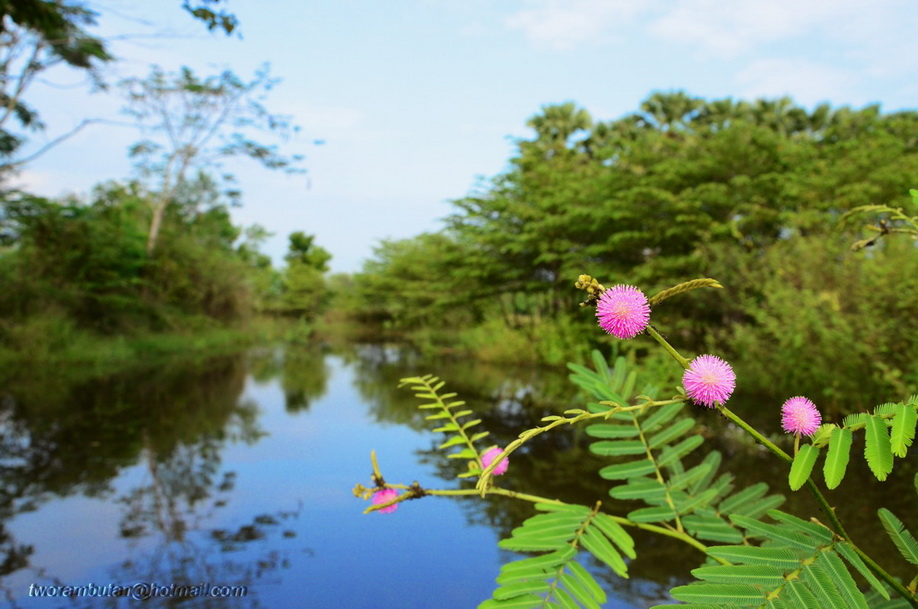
top-left (647, 417), bottom-right (695, 449)
top-left (566, 560), bottom-right (607, 605)
top-left (640, 402), bottom-right (684, 431)
top-left (890, 403), bottom-right (917, 458)
top-left (706, 546), bottom-right (801, 569)
top-left (766, 510), bottom-right (833, 544)
top-left (589, 440), bottom-right (647, 457)
top-left (801, 562), bottom-right (848, 609)
top-left (627, 505), bottom-right (677, 523)
top-left (656, 435), bottom-right (705, 468)
top-left (691, 564), bottom-right (786, 587)
top-left (823, 426), bottom-right (853, 489)
top-left (730, 514), bottom-right (817, 552)
top-left (683, 510), bottom-right (744, 544)
top-left (788, 444), bottom-right (820, 491)
top-left (864, 414), bottom-right (894, 481)
top-left (609, 478), bottom-right (667, 502)
top-left (689, 451), bottom-right (722, 494)
top-left (783, 579), bottom-right (821, 609)
top-left (599, 460), bottom-right (657, 480)
top-left (719, 482), bottom-right (769, 514)
top-left (479, 594), bottom-right (543, 609)
top-left (877, 508), bottom-right (918, 565)
top-left (834, 541), bottom-right (889, 599)
top-left (591, 513), bottom-right (636, 558)
top-left (580, 526), bottom-right (628, 577)
top-left (816, 551), bottom-right (869, 609)
top-left (669, 583), bottom-right (766, 605)
top-left (585, 424), bottom-right (640, 439)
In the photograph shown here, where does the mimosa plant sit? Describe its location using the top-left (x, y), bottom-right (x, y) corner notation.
top-left (354, 199), bottom-right (918, 609)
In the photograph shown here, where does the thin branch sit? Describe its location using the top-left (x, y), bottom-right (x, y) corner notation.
top-left (1, 118), bottom-right (96, 171)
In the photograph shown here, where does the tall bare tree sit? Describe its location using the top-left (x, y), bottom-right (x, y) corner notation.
top-left (120, 64), bottom-right (304, 255)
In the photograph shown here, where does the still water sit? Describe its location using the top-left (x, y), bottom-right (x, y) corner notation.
top-left (0, 343), bottom-right (913, 608)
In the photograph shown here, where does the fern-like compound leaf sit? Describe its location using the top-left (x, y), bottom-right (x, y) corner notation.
top-left (864, 414), bottom-right (894, 481)
top-left (877, 508), bottom-right (918, 565)
top-left (483, 503), bottom-right (633, 609)
top-left (670, 511), bottom-right (878, 609)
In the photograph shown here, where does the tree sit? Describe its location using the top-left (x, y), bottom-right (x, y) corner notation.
top-left (121, 64), bottom-right (304, 255)
top-left (0, 1), bottom-right (242, 180)
top-left (280, 231), bottom-right (330, 319)
top-left (0, 0), bottom-right (111, 178)
top-left (285, 231), bottom-right (331, 272)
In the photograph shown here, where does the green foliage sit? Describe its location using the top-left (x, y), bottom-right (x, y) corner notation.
top-left (877, 509), bottom-right (918, 566)
top-left (182, 0), bottom-right (239, 34)
top-left (788, 444), bottom-right (820, 491)
top-left (0, 176), bottom-right (278, 343)
top-left (353, 93), bottom-right (918, 401)
top-left (799, 397), bottom-right (918, 489)
top-left (655, 509), bottom-right (882, 609)
top-left (398, 374), bottom-right (489, 477)
top-left (571, 351), bottom-right (785, 541)
top-left (381, 340), bottom-right (918, 609)
top-left (285, 231), bottom-right (331, 272)
top-left (716, 235), bottom-right (918, 410)
top-left (0, 0), bottom-right (111, 176)
top-left (482, 503), bottom-right (635, 609)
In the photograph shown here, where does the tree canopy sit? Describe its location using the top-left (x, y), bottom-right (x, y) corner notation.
top-left (352, 92), bottom-right (918, 408)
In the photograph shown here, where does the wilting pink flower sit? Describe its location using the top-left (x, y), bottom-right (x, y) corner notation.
top-left (683, 354), bottom-right (736, 407)
top-left (481, 446), bottom-right (509, 475)
top-left (596, 285), bottom-right (651, 339)
top-left (371, 488), bottom-right (399, 514)
top-left (781, 396), bottom-right (822, 436)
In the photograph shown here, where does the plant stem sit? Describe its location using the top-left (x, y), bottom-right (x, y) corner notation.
top-left (428, 487), bottom-right (723, 562)
top-left (645, 325), bottom-right (690, 369)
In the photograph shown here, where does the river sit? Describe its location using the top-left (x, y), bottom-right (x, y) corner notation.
top-left (0, 342), bottom-right (913, 608)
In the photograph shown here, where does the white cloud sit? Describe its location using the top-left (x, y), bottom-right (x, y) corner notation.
top-left (505, 0), bottom-right (646, 50)
top-left (649, 0), bottom-right (907, 58)
top-left (734, 59), bottom-right (857, 106)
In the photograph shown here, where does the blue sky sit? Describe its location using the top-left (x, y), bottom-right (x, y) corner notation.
top-left (15, 0), bottom-right (918, 273)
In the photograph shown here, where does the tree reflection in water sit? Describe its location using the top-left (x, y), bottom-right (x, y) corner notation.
top-left (0, 353), bottom-right (317, 608)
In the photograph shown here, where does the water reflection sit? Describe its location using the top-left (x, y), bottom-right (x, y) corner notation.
top-left (0, 353), bottom-right (313, 607)
top-left (0, 343), bottom-right (912, 608)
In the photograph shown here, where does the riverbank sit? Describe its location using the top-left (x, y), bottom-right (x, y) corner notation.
top-left (0, 314), bottom-right (300, 374)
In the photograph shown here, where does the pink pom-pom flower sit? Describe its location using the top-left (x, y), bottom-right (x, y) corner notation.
top-left (781, 396), bottom-right (822, 436)
top-left (683, 354), bottom-right (736, 408)
top-left (481, 446), bottom-right (509, 475)
top-left (596, 285), bottom-right (650, 340)
top-left (371, 488), bottom-right (399, 514)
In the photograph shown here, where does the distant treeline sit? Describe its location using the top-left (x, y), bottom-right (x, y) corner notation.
top-left (342, 92), bottom-right (918, 412)
top-left (0, 174), bottom-right (331, 360)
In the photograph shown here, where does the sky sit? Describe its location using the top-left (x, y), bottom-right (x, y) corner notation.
top-left (14, 0), bottom-right (918, 273)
